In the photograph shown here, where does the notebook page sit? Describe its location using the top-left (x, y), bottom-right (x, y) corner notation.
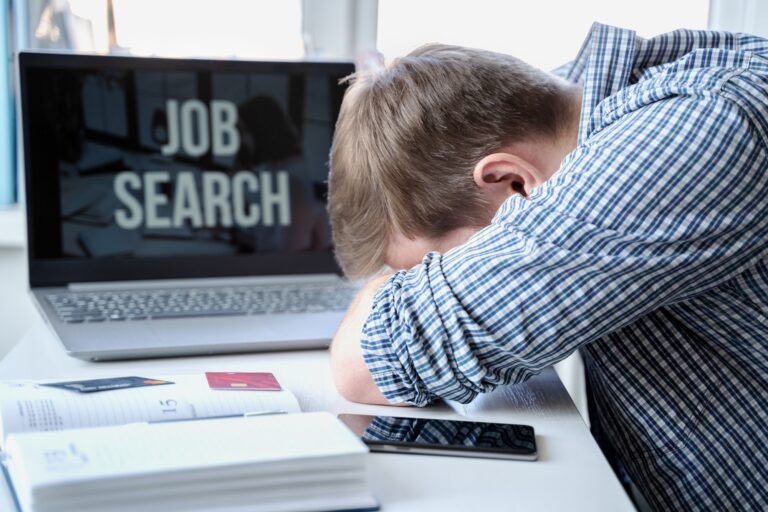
top-left (0, 374), bottom-right (300, 445)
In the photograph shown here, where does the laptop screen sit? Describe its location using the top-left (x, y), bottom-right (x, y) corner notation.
top-left (21, 53), bottom-right (354, 286)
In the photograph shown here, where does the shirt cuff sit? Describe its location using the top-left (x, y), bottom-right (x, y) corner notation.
top-left (360, 271), bottom-right (436, 407)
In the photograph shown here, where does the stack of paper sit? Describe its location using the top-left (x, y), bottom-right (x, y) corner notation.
top-left (3, 412), bottom-right (378, 512)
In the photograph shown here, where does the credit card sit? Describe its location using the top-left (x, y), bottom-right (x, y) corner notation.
top-left (42, 376), bottom-right (174, 393)
top-left (205, 372), bottom-right (282, 391)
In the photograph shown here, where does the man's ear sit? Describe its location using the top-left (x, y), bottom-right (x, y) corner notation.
top-left (472, 152), bottom-right (546, 204)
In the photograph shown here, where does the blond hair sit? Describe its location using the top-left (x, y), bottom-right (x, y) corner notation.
top-left (329, 44), bottom-right (571, 278)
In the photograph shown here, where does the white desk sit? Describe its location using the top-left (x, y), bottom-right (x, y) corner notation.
top-left (0, 322), bottom-right (635, 511)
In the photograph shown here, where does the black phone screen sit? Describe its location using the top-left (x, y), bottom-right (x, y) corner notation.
top-left (338, 414), bottom-right (537, 459)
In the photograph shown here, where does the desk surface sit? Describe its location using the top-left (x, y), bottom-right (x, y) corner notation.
top-left (0, 322), bottom-right (634, 511)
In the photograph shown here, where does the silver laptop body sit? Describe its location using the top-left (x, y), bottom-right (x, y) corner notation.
top-left (20, 52), bottom-right (356, 361)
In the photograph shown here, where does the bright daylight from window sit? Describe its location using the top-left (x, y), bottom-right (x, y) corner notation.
top-left (377, 0), bottom-right (709, 69)
top-left (67, 0), bottom-right (305, 59)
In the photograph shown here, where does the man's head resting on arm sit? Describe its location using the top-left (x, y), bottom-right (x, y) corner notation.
top-left (328, 44), bottom-right (582, 405)
top-left (328, 44), bottom-right (582, 278)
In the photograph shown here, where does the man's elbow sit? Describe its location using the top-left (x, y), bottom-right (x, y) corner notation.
top-left (332, 369), bottom-right (367, 403)
top-left (330, 349), bottom-right (390, 405)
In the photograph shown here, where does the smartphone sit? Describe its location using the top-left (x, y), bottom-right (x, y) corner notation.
top-left (338, 414), bottom-right (537, 461)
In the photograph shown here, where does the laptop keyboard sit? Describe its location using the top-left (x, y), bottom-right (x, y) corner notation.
top-left (46, 284), bottom-right (358, 323)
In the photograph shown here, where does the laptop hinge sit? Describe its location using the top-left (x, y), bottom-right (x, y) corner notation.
top-left (68, 274), bottom-right (344, 292)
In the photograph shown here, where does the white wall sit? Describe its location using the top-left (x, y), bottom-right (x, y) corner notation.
top-left (0, 208), bottom-right (37, 358)
top-left (0, 248), bottom-right (36, 358)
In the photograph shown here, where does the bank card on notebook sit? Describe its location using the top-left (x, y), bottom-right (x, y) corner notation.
top-left (205, 372), bottom-right (281, 391)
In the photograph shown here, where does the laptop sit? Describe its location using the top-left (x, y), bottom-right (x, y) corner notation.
top-left (19, 51), bottom-right (357, 361)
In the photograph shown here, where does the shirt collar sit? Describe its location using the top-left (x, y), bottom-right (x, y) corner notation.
top-left (562, 23), bottom-right (638, 144)
top-left (563, 23), bottom-right (755, 144)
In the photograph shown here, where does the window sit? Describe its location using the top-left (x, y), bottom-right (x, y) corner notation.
top-left (23, 0), bottom-right (305, 59)
top-left (0, 5), bottom-right (12, 205)
top-left (377, 0), bottom-right (709, 69)
top-left (112, 0), bottom-right (304, 59)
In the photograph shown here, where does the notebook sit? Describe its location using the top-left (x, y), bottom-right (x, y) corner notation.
top-left (0, 376), bottom-right (378, 511)
top-left (2, 413), bottom-right (378, 512)
top-left (19, 52), bottom-right (357, 361)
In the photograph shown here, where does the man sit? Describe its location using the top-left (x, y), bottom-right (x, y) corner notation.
top-left (328, 23), bottom-right (768, 511)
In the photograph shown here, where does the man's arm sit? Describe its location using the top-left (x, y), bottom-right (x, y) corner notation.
top-left (330, 274), bottom-right (392, 404)
top-left (346, 96), bottom-right (768, 407)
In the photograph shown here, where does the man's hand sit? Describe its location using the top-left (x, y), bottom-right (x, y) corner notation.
top-left (330, 274), bottom-right (393, 405)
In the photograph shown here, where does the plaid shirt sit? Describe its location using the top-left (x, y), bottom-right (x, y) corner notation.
top-left (361, 23), bottom-right (768, 511)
